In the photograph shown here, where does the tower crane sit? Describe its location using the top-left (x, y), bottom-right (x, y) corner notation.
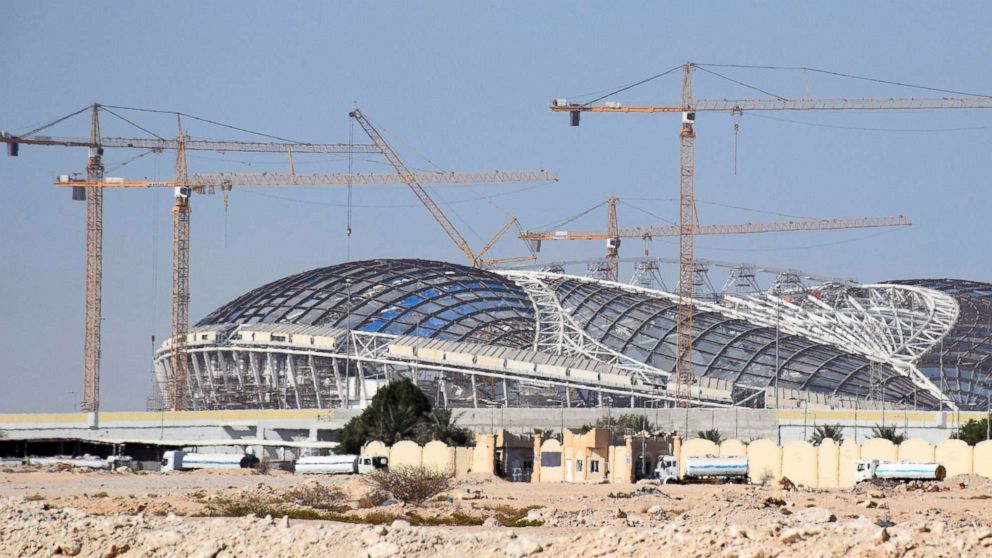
top-left (4, 104), bottom-right (373, 418)
top-left (551, 62), bottom-right (992, 408)
top-left (13, 104), bottom-right (555, 413)
top-left (519, 198), bottom-right (911, 282)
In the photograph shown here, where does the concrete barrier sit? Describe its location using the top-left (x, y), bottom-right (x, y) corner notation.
top-left (422, 440), bottom-right (454, 474)
top-left (838, 439), bottom-right (861, 488)
top-left (936, 439), bottom-right (973, 478)
top-left (817, 439), bottom-right (840, 489)
top-left (974, 441), bottom-right (992, 478)
top-left (389, 440), bottom-right (423, 468)
top-left (746, 439), bottom-right (781, 484)
top-left (782, 440), bottom-right (818, 488)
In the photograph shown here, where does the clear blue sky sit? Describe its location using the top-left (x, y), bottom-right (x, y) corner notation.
top-left (2, 2), bottom-right (991, 412)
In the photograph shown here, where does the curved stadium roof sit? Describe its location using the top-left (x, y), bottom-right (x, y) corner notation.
top-left (178, 259), bottom-right (981, 410)
top-left (198, 259), bottom-right (535, 348)
top-left (544, 275), bottom-right (939, 407)
top-left (889, 279), bottom-right (992, 409)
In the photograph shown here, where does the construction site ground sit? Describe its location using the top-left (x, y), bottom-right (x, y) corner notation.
top-left (2, 468), bottom-right (992, 557)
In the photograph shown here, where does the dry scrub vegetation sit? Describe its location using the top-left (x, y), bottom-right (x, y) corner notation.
top-left (363, 465), bottom-right (452, 505)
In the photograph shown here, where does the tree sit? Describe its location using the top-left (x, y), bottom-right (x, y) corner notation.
top-left (870, 424), bottom-right (906, 444)
top-left (415, 408), bottom-right (474, 446)
top-left (335, 379), bottom-right (433, 454)
top-left (696, 429), bottom-right (724, 445)
top-left (809, 424), bottom-right (845, 446)
top-left (951, 418), bottom-right (991, 446)
top-left (533, 428), bottom-right (556, 441)
top-left (580, 413), bottom-right (655, 437)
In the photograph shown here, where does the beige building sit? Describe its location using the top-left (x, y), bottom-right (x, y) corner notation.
top-left (532, 428), bottom-right (676, 484)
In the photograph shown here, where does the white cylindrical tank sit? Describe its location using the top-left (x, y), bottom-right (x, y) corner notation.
top-left (162, 451), bottom-right (250, 472)
top-left (683, 457), bottom-right (748, 478)
top-left (295, 455), bottom-right (359, 475)
top-left (179, 453), bottom-right (246, 470)
top-left (874, 462), bottom-right (946, 481)
top-left (29, 455), bottom-right (107, 469)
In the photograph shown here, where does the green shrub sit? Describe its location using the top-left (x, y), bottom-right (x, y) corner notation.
top-left (951, 418), bottom-right (991, 446)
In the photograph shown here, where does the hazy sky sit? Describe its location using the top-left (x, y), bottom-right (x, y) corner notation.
top-left (2, 2), bottom-right (991, 412)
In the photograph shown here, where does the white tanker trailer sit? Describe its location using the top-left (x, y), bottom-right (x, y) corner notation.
top-left (295, 454), bottom-right (388, 475)
top-left (855, 459), bottom-right (946, 483)
top-left (160, 450), bottom-right (259, 472)
top-left (655, 455), bottom-right (749, 484)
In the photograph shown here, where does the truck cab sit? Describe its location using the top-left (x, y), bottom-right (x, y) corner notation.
top-left (655, 455), bottom-right (679, 484)
top-left (358, 455), bottom-right (388, 474)
top-left (855, 459), bottom-right (879, 483)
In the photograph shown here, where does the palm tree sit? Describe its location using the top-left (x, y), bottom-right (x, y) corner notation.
top-left (870, 425), bottom-right (906, 444)
top-left (373, 404), bottom-right (421, 445)
top-left (696, 429), bottom-right (724, 444)
top-left (415, 408), bottom-right (473, 446)
top-left (809, 424), bottom-right (844, 445)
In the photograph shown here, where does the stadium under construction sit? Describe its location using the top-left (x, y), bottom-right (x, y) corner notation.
top-left (152, 258), bottom-right (992, 412)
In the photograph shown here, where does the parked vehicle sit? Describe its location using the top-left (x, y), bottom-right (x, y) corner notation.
top-left (28, 455), bottom-right (110, 469)
top-left (655, 455), bottom-right (749, 484)
top-left (160, 450), bottom-right (258, 472)
top-left (854, 459), bottom-right (946, 483)
top-left (295, 454), bottom-right (388, 475)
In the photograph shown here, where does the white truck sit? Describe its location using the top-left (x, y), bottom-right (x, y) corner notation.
top-left (854, 459), bottom-right (946, 483)
top-left (295, 454), bottom-right (388, 475)
top-left (160, 450), bottom-right (259, 472)
top-left (655, 455), bottom-right (749, 484)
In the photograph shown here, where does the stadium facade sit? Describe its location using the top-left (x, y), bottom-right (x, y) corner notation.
top-left (153, 259), bottom-right (991, 411)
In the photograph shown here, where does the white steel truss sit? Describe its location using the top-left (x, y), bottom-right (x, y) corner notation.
top-left (501, 270), bottom-right (958, 410)
top-left (710, 283), bottom-right (959, 408)
top-left (502, 271), bottom-right (669, 388)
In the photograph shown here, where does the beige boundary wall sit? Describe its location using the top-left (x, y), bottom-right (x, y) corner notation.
top-left (702, 437), bottom-right (992, 489)
top-left (361, 440), bottom-right (477, 478)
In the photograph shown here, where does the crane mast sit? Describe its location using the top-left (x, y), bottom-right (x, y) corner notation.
top-left (675, 63), bottom-right (697, 408)
top-left (170, 120), bottom-right (191, 411)
top-left (81, 105), bottom-right (103, 420)
top-left (605, 196), bottom-right (620, 281)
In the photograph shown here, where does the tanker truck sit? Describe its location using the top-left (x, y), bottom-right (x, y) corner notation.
top-left (294, 454), bottom-right (388, 475)
top-left (655, 455), bottom-right (749, 484)
top-left (854, 459), bottom-right (946, 483)
top-left (160, 450), bottom-right (259, 472)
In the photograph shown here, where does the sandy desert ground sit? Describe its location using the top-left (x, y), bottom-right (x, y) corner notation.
top-left (2, 467), bottom-right (992, 557)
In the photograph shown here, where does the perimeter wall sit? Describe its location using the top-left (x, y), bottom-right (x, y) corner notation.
top-left (679, 437), bottom-right (992, 488)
